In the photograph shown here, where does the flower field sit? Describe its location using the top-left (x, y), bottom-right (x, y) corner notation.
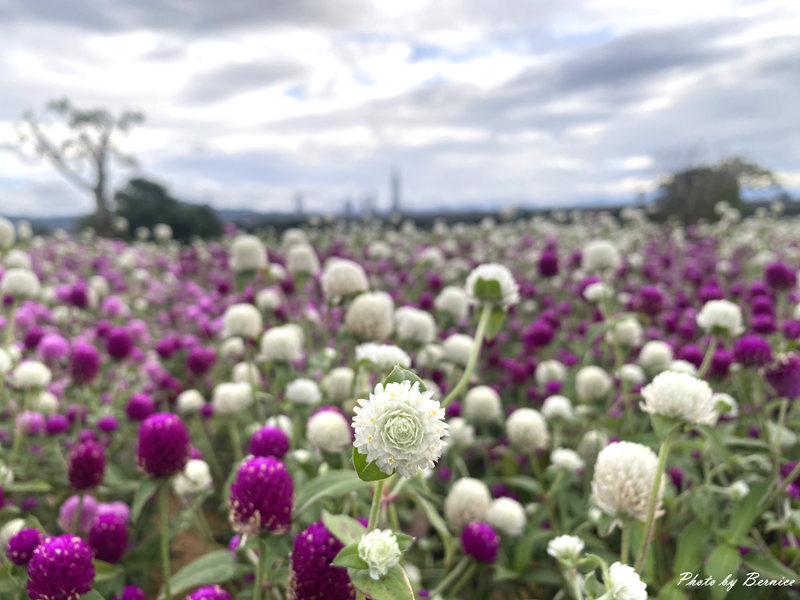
top-left (0, 207), bottom-right (799, 600)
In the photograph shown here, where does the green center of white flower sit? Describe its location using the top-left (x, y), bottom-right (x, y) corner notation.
top-left (382, 409), bottom-right (422, 450)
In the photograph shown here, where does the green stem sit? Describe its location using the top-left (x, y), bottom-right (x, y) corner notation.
top-left (228, 418), bottom-right (243, 462)
top-left (635, 427), bottom-right (677, 572)
top-left (253, 536), bottom-right (268, 600)
top-left (566, 566), bottom-right (584, 600)
top-left (620, 518), bottom-right (631, 565)
top-left (697, 335), bottom-right (718, 378)
top-left (441, 304), bottom-right (492, 408)
top-left (367, 479), bottom-right (386, 531)
top-left (448, 562), bottom-right (477, 599)
top-left (8, 389), bottom-right (31, 466)
top-left (72, 493), bottom-right (85, 534)
top-left (431, 555), bottom-right (470, 597)
top-left (4, 301), bottom-right (18, 347)
top-left (160, 482), bottom-right (173, 600)
top-left (763, 459), bottom-right (800, 510)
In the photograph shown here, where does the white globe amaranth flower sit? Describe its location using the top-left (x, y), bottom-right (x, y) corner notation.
top-left (352, 380), bottom-right (449, 478)
top-left (551, 448), bottom-right (585, 473)
top-left (222, 303), bottom-right (263, 339)
top-left (444, 477), bottom-right (491, 531)
top-left (727, 480), bottom-right (750, 501)
top-left (355, 343), bottom-right (411, 370)
top-left (88, 275), bottom-right (110, 298)
top-left (212, 381), bottom-right (253, 414)
top-left (442, 333), bottom-right (473, 367)
top-left (345, 291), bottom-right (395, 341)
top-left (0, 348), bottom-right (12, 374)
top-left (487, 497), bottom-right (526, 536)
top-left (220, 337), bottom-right (246, 362)
top-left (546, 534), bottom-right (585, 565)
top-left (575, 366), bottom-right (613, 402)
top-left (280, 227), bottom-right (308, 251)
top-left (415, 343), bottom-right (444, 370)
top-left (268, 263), bottom-right (288, 281)
top-left (541, 395), bottom-right (573, 421)
top-left (322, 367), bottom-right (355, 403)
top-left (4, 249), bottom-right (32, 270)
top-left (584, 282), bottom-right (613, 303)
top-left (583, 240), bottom-right (621, 273)
top-left (176, 389), bottom-right (206, 414)
top-left (358, 529), bottom-right (401, 580)
top-left (0, 461), bottom-right (14, 486)
top-left (696, 299), bottom-right (744, 336)
top-left (307, 409), bottom-right (351, 453)
top-left (618, 364), bottom-right (646, 386)
top-left (153, 223), bottom-right (173, 242)
top-left (395, 307), bottom-right (437, 344)
top-left (367, 240), bottom-right (393, 260)
top-left (12, 361), bottom-right (51, 389)
top-left (0, 217), bottom-right (16, 248)
top-left (535, 360), bottom-right (567, 386)
top-left (231, 362), bottom-right (260, 384)
top-left (321, 259), bottom-right (369, 302)
top-left (417, 246), bottom-right (445, 268)
top-left (713, 392), bottom-right (738, 417)
top-left (286, 243), bottom-right (320, 276)
top-left (1, 268), bottom-right (41, 299)
top-left (465, 263), bottom-right (520, 309)
top-left (506, 408), bottom-right (549, 452)
top-left (113, 216), bottom-right (129, 233)
top-left (135, 226), bottom-right (149, 241)
top-left (266, 414), bottom-right (294, 440)
top-left (30, 391), bottom-right (58, 414)
top-left (668, 359), bottom-right (697, 375)
top-left (255, 287), bottom-right (283, 311)
top-left (230, 234), bottom-right (268, 273)
top-left (261, 325), bottom-right (304, 363)
top-left (463, 385), bottom-right (502, 423)
top-left (286, 378), bottom-right (322, 406)
top-left (446, 417), bottom-right (475, 450)
top-left (435, 286), bottom-right (469, 321)
top-left (577, 430), bottom-right (610, 465)
top-left (592, 441), bottom-right (663, 522)
top-left (0, 519), bottom-right (25, 552)
top-left (608, 317), bottom-right (643, 347)
top-left (640, 370), bottom-right (716, 425)
top-left (638, 341), bottom-right (673, 371)
top-left (607, 561), bottom-right (648, 600)
top-left (172, 459), bottom-right (212, 496)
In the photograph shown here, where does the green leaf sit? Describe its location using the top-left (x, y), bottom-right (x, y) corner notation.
top-left (704, 544), bottom-right (740, 600)
top-left (650, 415), bottom-right (680, 441)
top-left (724, 482), bottom-right (770, 544)
top-left (80, 592), bottom-right (106, 600)
top-left (394, 532), bottom-right (414, 552)
top-left (331, 543), bottom-right (369, 570)
top-left (485, 306), bottom-right (506, 340)
top-left (131, 478), bottom-right (159, 524)
top-left (294, 469), bottom-right (370, 516)
top-left (353, 447), bottom-right (392, 482)
top-left (673, 519), bottom-right (709, 575)
top-left (697, 424), bottom-right (732, 463)
top-left (406, 490), bottom-right (455, 568)
top-left (322, 510), bottom-right (367, 546)
top-left (349, 565), bottom-right (414, 600)
top-left (163, 550), bottom-right (250, 599)
top-left (512, 532), bottom-right (537, 573)
top-left (742, 552), bottom-right (800, 582)
top-left (92, 560), bottom-right (122, 583)
top-left (656, 584), bottom-right (689, 600)
top-left (4, 480), bottom-right (52, 493)
top-left (382, 366), bottom-right (426, 390)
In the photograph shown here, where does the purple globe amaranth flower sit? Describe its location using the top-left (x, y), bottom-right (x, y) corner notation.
top-left (733, 335), bottom-right (773, 367)
top-left (58, 494), bottom-right (99, 535)
top-left (16, 411), bottom-right (45, 435)
top-left (249, 425), bottom-right (290, 459)
top-left (765, 260), bottom-right (797, 291)
top-left (229, 456), bottom-right (293, 535)
top-left (522, 320), bottom-right (554, 347)
top-left (113, 585), bottom-right (146, 600)
top-left (67, 439), bottom-right (106, 490)
top-left (765, 353), bottom-right (800, 399)
top-left (106, 326), bottom-right (134, 360)
top-left (461, 522), bottom-right (500, 563)
top-left (634, 285), bottom-right (665, 316)
top-left (136, 413), bottom-right (190, 478)
top-left (97, 415), bottom-right (119, 433)
top-left (186, 585), bottom-right (234, 600)
top-left (26, 535), bottom-right (95, 600)
top-left (97, 501), bottom-right (131, 523)
top-left (709, 348), bottom-right (733, 378)
top-left (537, 251), bottom-right (559, 278)
top-left (187, 346), bottom-right (217, 376)
top-left (89, 513), bottom-right (128, 563)
top-left (39, 333), bottom-right (70, 363)
top-left (6, 528), bottom-right (45, 566)
top-left (126, 393), bottom-right (156, 421)
top-left (46, 414), bottom-right (70, 435)
top-left (70, 341), bottom-right (101, 385)
top-left (288, 521), bottom-right (355, 600)
top-left (751, 314), bottom-right (777, 335)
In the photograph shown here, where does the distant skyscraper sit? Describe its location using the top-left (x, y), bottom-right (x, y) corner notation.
top-left (390, 169), bottom-right (401, 213)
top-left (294, 192), bottom-right (304, 215)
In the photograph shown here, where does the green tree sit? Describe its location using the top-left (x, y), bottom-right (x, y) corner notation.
top-left (16, 98), bottom-right (144, 236)
top-left (114, 177), bottom-right (222, 242)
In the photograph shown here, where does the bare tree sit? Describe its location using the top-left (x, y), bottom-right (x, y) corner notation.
top-left (16, 98), bottom-right (144, 235)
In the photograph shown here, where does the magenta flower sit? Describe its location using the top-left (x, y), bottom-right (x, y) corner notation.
top-left (229, 456), bottom-right (293, 535)
top-left (461, 522), bottom-right (500, 563)
top-left (136, 413), bottom-right (190, 478)
top-left (26, 535), bottom-right (95, 600)
top-left (288, 521), bottom-right (355, 600)
top-left (67, 439), bottom-right (106, 490)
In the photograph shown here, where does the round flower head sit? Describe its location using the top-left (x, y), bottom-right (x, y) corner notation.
top-left (12, 361), bottom-right (51, 389)
top-left (287, 243), bottom-right (321, 276)
top-left (58, 494), bottom-right (99, 535)
top-left (136, 413), bottom-right (191, 478)
top-left (541, 395), bottom-right (573, 421)
top-left (607, 561), bottom-right (647, 600)
top-left (286, 378), bottom-right (322, 406)
top-left (608, 317), bottom-right (643, 347)
top-left (105, 327), bottom-right (134, 360)
top-left (640, 371), bottom-right (716, 425)
top-left (765, 353), bottom-right (800, 399)
top-left (249, 425), bottom-right (290, 458)
top-left (345, 291), bottom-right (395, 341)
top-left (461, 522), bottom-right (500, 563)
top-left (67, 439), bottom-right (106, 490)
top-left (358, 529), bottom-right (401, 579)
top-left (256, 287), bottom-right (283, 312)
top-left (547, 534), bottom-right (585, 566)
top-left (535, 360), bottom-right (567, 386)
top-left (212, 382), bottom-right (253, 414)
top-left (186, 585), bottom-right (233, 600)
top-left (1, 267), bottom-right (41, 299)
top-left (435, 286), bottom-right (469, 321)
top-left (638, 341), bottom-right (673, 371)
top-left (321, 259), bottom-right (369, 302)
top-left (575, 366), bottom-right (613, 402)
top-left (395, 306), bottom-right (437, 343)
top-left (70, 341), bottom-right (101, 385)
top-left (89, 513), bottom-right (128, 563)
top-left (463, 385), bottom-right (502, 423)
top-left (261, 325), bottom-right (304, 363)
top-left (696, 299), bottom-right (744, 336)
top-left (7, 528), bottom-right (44, 566)
top-left (465, 263), bottom-right (519, 309)
top-left (487, 497), bottom-right (526, 536)
top-left (551, 448), bottom-right (585, 473)
top-left (442, 334), bottom-right (473, 367)
top-left (222, 303), bottom-right (263, 339)
top-left (322, 367), bottom-right (355, 403)
top-left (444, 477), bottom-right (491, 531)
top-left (618, 364), bottom-right (646, 386)
top-left (0, 216), bottom-right (15, 247)
top-left (582, 240), bottom-right (621, 273)
top-left (26, 535), bottom-right (95, 600)
top-left (173, 459), bottom-right (213, 496)
top-left (733, 334), bottom-right (773, 367)
top-left (592, 441), bottom-right (663, 522)
top-left (355, 343), bottom-right (411, 369)
top-left (229, 456), bottom-right (293, 535)
top-left (506, 408), bottom-right (549, 452)
top-left (352, 379), bottom-right (449, 478)
top-left (230, 234), bottom-right (267, 273)
top-left (446, 417), bottom-right (475, 450)
top-left (307, 407), bottom-right (352, 453)
top-left (288, 520), bottom-right (355, 600)
top-left (177, 389), bottom-right (206, 414)
top-left (113, 585), bottom-right (146, 600)
top-left (577, 430), bottom-right (610, 466)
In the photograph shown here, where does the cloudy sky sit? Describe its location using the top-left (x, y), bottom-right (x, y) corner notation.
top-left (0, 0), bottom-right (798, 216)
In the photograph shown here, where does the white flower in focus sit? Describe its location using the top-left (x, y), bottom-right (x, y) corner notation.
top-left (222, 303), bottom-right (263, 339)
top-left (321, 259), bottom-right (369, 302)
top-left (608, 561), bottom-right (648, 600)
top-left (583, 240), bottom-right (621, 273)
top-left (541, 395), bottom-right (573, 421)
top-left (1, 268), bottom-right (40, 299)
top-left (322, 367), bottom-right (355, 403)
top-left (395, 307), bottom-right (437, 344)
top-left (442, 334), bottom-right (473, 367)
top-left (358, 529), bottom-right (401, 580)
top-left (487, 497), bottom-right (526, 536)
top-left (592, 441), bottom-right (663, 522)
top-left (640, 371), bottom-right (716, 425)
top-left (575, 366), bottom-right (613, 402)
top-left (444, 477), bottom-right (491, 531)
top-left (535, 360), bottom-right (566, 386)
top-left (231, 235), bottom-right (268, 273)
top-left (212, 382), bottom-right (253, 414)
top-left (345, 292), bottom-right (395, 341)
top-left (463, 385), bottom-right (502, 423)
top-left (176, 389), bottom-right (205, 414)
top-left (12, 361), bottom-right (51, 389)
top-left (727, 480), bottom-right (750, 501)
top-left (355, 343), bottom-right (411, 369)
top-left (307, 409), bottom-right (351, 453)
top-left (696, 299), bottom-right (743, 336)
top-left (551, 448), bottom-right (585, 473)
top-left (547, 535), bottom-right (585, 565)
top-left (286, 243), bottom-right (320, 276)
top-left (506, 408), bottom-right (549, 452)
top-left (638, 341), bottom-right (673, 371)
top-left (352, 380), bottom-right (448, 478)
top-left (465, 263), bottom-right (519, 308)
top-left (172, 459), bottom-right (212, 496)
top-left (0, 217), bottom-right (16, 248)
top-left (435, 286), bottom-right (469, 321)
top-left (286, 378), bottom-right (321, 406)
top-left (261, 325), bottom-right (304, 363)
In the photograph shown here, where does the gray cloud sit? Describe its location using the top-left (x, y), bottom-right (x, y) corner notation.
top-left (180, 59), bottom-right (308, 103)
